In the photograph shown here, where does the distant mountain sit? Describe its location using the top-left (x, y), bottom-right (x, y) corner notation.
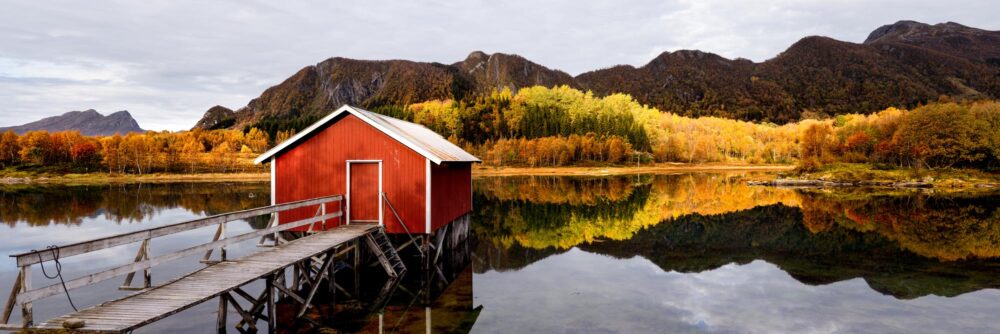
top-left (196, 20), bottom-right (1000, 129)
top-left (0, 109), bottom-right (144, 136)
top-left (578, 21), bottom-right (1000, 121)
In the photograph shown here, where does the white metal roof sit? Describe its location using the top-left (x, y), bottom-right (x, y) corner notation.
top-left (254, 105), bottom-right (481, 164)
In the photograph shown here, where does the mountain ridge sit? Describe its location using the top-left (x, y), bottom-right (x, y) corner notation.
top-left (0, 109), bottom-right (145, 136)
top-left (197, 20), bottom-right (1000, 129)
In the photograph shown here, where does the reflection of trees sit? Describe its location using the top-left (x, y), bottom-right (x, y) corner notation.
top-left (578, 204), bottom-right (1000, 299)
top-left (0, 182), bottom-right (270, 226)
top-left (798, 190), bottom-right (1000, 261)
top-left (473, 173), bottom-right (801, 249)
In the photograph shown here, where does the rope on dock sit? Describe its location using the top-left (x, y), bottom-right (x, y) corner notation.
top-left (34, 245), bottom-right (78, 311)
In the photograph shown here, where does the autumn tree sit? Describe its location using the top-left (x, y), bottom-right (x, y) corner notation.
top-left (17, 131), bottom-right (50, 165)
top-left (70, 139), bottom-right (100, 170)
top-left (101, 135), bottom-right (124, 174)
top-left (244, 127), bottom-right (269, 153)
top-left (274, 130), bottom-right (295, 146)
top-left (0, 131), bottom-right (19, 167)
top-left (892, 103), bottom-right (985, 168)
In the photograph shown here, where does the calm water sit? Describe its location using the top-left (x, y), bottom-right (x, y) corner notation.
top-left (1, 174), bottom-right (1000, 333)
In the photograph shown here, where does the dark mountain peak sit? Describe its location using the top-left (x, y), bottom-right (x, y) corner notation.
top-left (937, 21), bottom-right (971, 29)
top-left (0, 109), bottom-right (144, 136)
top-left (864, 20), bottom-right (1000, 63)
top-left (454, 51), bottom-right (535, 72)
top-left (774, 36), bottom-right (864, 61)
top-left (666, 49), bottom-right (710, 60)
top-left (107, 110), bottom-right (132, 118)
top-left (645, 49), bottom-right (736, 69)
top-left (789, 35), bottom-right (845, 48)
top-left (452, 51), bottom-right (577, 93)
top-left (865, 20), bottom-right (930, 43)
top-left (194, 105), bottom-right (236, 130)
top-left (464, 50), bottom-right (490, 63)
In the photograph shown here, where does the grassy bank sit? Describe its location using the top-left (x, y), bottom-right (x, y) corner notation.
top-left (0, 171), bottom-right (269, 185)
top-left (754, 163), bottom-right (1000, 189)
top-left (473, 163), bottom-right (794, 177)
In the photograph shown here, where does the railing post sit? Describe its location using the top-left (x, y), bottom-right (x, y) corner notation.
top-left (219, 222), bottom-right (227, 261)
top-left (340, 199), bottom-right (345, 226)
top-left (122, 238), bottom-right (153, 289)
top-left (142, 239), bottom-right (151, 288)
top-left (19, 265), bottom-right (31, 328)
top-left (321, 203), bottom-right (327, 231)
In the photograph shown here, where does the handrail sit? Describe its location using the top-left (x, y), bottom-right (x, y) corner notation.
top-left (4, 195), bottom-right (346, 328)
top-left (381, 192), bottom-right (423, 257)
top-left (11, 195), bottom-right (343, 266)
top-left (18, 210), bottom-right (343, 303)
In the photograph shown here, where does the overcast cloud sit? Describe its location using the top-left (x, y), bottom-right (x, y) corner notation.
top-left (1, 0), bottom-right (998, 130)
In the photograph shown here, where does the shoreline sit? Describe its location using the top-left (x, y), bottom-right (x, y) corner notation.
top-left (472, 164), bottom-right (794, 177)
top-left (0, 164), bottom-right (795, 185)
top-left (745, 163), bottom-right (1000, 190)
top-left (0, 172), bottom-right (271, 185)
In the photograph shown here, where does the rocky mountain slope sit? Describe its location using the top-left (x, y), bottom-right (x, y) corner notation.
top-left (0, 109), bottom-right (145, 136)
top-left (197, 20), bottom-right (1000, 129)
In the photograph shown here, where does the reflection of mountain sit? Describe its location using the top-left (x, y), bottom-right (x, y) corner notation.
top-left (0, 183), bottom-right (270, 226)
top-left (472, 238), bottom-right (569, 273)
top-left (579, 204), bottom-right (1000, 299)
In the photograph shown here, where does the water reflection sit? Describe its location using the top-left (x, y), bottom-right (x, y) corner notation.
top-left (1, 174), bottom-right (999, 333)
top-left (0, 182), bottom-right (271, 227)
top-left (474, 175), bottom-right (1000, 264)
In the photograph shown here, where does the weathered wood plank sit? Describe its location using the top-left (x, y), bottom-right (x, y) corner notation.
top-left (34, 224), bottom-right (377, 333)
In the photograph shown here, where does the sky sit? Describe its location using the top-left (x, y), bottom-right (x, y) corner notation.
top-left (0, 0), bottom-right (998, 131)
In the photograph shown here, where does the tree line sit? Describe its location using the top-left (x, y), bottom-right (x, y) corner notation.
top-left (797, 100), bottom-right (1000, 170)
top-left (379, 85), bottom-right (811, 166)
top-left (0, 128), bottom-right (288, 174)
top-left (2, 86), bottom-right (998, 173)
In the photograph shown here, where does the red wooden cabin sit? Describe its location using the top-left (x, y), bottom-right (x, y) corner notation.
top-left (254, 105), bottom-right (480, 234)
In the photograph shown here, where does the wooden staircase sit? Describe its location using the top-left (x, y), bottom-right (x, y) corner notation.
top-left (365, 227), bottom-right (407, 278)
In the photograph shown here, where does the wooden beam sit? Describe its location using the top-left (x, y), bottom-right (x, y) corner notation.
top-left (13, 195), bottom-right (343, 266)
top-left (296, 251), bottom-right (334, 318)
top-left (273, 284), bottom-right (306, 305)
top-left (203, 224), bottom-right (224, 262)
top-left (120, 238), bottom-right (150, 290)
top-left (20, 266), bottom-right (30, 328)
top-left (266, 274), bottom-right (276, 333)
top-left (1, 271), bottom-right (21, 324)
top-left (216, 293), bottom-right (227, 334)
top-left (18, 212), bottom-right (342, 303)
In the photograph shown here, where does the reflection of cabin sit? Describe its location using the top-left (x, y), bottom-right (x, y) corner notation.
top-left (255, 105), bottom-right (480, 234)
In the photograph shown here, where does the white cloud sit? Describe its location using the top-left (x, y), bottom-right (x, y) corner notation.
top-left (0, 0), bottom-right (997, 130)
top-left (473, 249), bottom-right (1000, 333)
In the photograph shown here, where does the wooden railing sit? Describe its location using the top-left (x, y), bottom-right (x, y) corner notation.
top-left (2, 195), bottom-right (344, 329)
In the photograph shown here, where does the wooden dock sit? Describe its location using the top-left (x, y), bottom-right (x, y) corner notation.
top-left (2, 195), bottom-right (408, 333)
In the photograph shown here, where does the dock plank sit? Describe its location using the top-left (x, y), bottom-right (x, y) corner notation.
top-left (35, 224), bottom-right (377, 333)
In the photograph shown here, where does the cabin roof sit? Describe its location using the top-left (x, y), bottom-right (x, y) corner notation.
top-left (254, 105), bottom-right (481, 164)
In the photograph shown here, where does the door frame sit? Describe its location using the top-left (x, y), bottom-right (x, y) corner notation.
top-left (345, 160), bottom-right (383, 226)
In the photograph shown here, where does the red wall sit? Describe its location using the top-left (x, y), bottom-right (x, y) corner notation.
top-left (274, 114), bottom-right (426, 234)
top-left (431, 162), bottom-right (472, 231)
